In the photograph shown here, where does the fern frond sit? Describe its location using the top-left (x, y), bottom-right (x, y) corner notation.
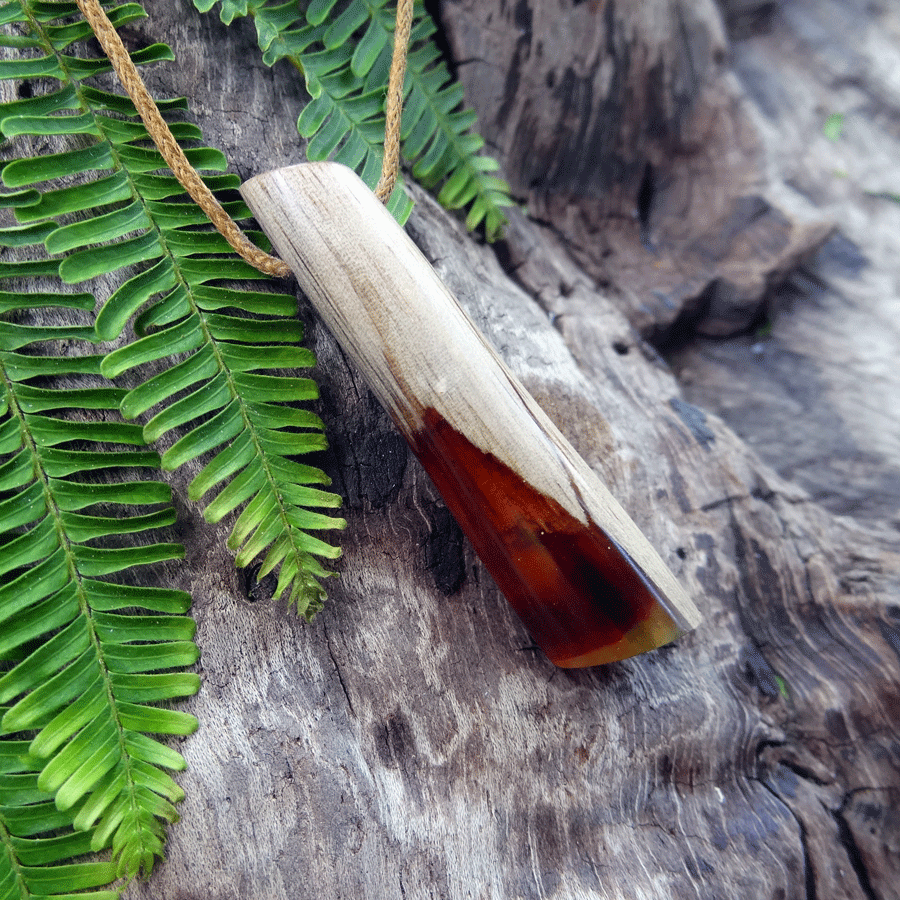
top-left (0, 0), bottom-right (362, 889)
top-left (0, 266), bottom-right (199, 886)
top-left (0, 0), bottom-right (346, 617)
top-left (196, 0), bottom-right (514, 238)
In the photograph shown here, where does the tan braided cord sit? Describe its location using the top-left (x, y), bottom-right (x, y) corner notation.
top-left (75, 0), bottom-right (412, 272)
top-left (374, 0), bottom-right (413, 203)
top-left (74, 0), bottom-right (291, 277)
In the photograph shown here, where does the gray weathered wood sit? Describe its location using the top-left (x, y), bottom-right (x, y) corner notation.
top-left (442, 0), bottom-right (833, 338)
top-left (670, 0), bottom-right (900, 527)
top-left (5, 0), bottom-right (898, 897)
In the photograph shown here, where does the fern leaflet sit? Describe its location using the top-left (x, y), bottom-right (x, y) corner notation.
top-left (0, 0), bottom-right (347, 887)
top-left (196, 0), bottom-right (514, 238)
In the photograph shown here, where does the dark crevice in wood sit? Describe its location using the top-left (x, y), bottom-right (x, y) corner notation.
top-left (489, 236), bottom-right (526, 281)
top-left (636, 162), bottom-right (655, 231)
top-left (831, 801), bottom-right (880, 900)
top-left (740, 643), bottom-right (784, 698)
top-left (799, 815), bottom-right (819, 900)
top-left (423, 501), bottom-right (465, 595)
top-left (778, 759), bottom-right (833, 788)
top-left (749, 485), bottom-right (778, 504)
top-left (755, 773), bottom-right (817, 900)
top-left (718, 0), bottom-right (781, 39)
top-left (649, 280), bottom-right (717, 353)
top-left (240, 561), bottom-right (276, 604)
top-left (324, 625), bottom-right (355, 717)
top-left (422, 0), bottom-right (458, 81)
top-left (698, 494), bottom-right (744, 513)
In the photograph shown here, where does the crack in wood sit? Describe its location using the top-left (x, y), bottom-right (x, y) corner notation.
top-left (830, 800), bottom-right (880, 900)
top-left (324, 625), bottom-right (355, 717)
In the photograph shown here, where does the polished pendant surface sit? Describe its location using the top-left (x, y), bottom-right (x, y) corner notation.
top-left (241, 162), bottom-right (701, 666)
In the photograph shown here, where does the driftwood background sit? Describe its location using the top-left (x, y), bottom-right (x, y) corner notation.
top-left (11, 0), bottom-right (900, 896)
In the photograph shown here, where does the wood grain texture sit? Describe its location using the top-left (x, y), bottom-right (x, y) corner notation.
top-left (671, 0), bottom-right (900, 527)
top-left (3, 0), bottom-right (897, 897)
top-left (441, 0), bottom-right (832, 339)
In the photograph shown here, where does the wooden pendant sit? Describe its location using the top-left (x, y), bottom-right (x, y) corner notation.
top-left (241, 163), bottom-right (701, 667)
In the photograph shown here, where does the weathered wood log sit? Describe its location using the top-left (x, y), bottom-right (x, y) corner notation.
top-left (715, 0), bottom-right (782, 38)
top-left (5, 0), bottom-right (898, 897)
top-left (441, 0), bottom-right (833, 339)
top-left (671, 0), bottom-right (900, 527)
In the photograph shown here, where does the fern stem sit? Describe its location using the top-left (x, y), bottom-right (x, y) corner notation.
top-left (0, 810), bottom-right (29, 900)
top-left (150, 279), bottom-right (333, 611)
top-left (12, 3), bottom-right (335, 612)
top-left (0, 6), bottom-right (202, 878)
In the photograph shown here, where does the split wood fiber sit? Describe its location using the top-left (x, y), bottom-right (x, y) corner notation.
top-left (241, 162), bottom-right (701, 666)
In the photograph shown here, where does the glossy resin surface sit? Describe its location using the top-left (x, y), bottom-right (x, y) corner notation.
top-left (412, 409), bottom-right (686, 666)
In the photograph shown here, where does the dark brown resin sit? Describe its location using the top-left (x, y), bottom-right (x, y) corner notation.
top-left (411, 410), bottom-right (685, 666)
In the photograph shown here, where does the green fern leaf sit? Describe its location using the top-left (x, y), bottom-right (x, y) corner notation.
top-left (0, 291), bottom-right (198, 889)
top-left (199, 0), bottom-right (514, 235)
top-left (1, 0), bottom-right (345, 617)
top-left (1, 758), bottom-right (120, 898)
top-left (0, 2), bottom-right (233, 887)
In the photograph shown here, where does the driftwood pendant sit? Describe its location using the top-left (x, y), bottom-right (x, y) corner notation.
top-left (241, 163), bottom-right (701, 667)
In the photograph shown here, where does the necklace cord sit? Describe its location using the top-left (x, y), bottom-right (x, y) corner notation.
top-left (75, 0), bottom-right (291, 277)
top-left (74, 0), bottom-right (414, 277)
top-left (374, 0), bottom-right (412, 203)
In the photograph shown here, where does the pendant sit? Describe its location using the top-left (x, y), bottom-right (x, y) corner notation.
top-left (241, 163), bottom-right (701, 666)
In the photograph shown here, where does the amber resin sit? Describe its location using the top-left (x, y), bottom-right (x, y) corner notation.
top-left (411, 410), bottom-right (687, 667)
